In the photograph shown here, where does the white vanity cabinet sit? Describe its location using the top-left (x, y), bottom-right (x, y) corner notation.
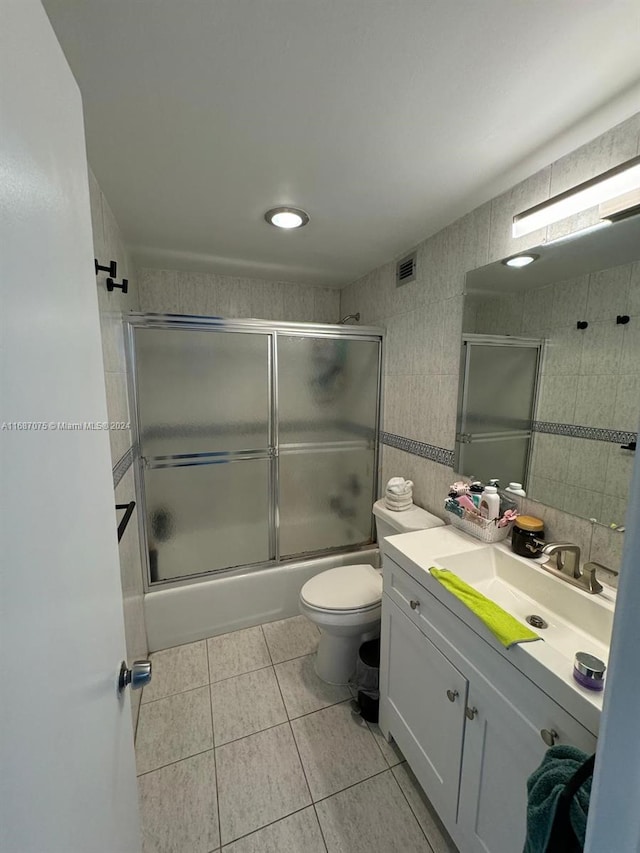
top-left (382, 598), bottom-right (468, 828)
top-left (455, 671), bottom-right (593, 853)
top-left (379, 556), bottom-right (597, 853)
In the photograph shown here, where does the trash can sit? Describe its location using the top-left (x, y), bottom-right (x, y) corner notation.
top-left (353, 638), bottom-right (380, 723)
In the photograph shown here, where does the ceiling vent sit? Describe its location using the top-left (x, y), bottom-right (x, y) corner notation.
top-left (396, 252), bottom-right (417, 286)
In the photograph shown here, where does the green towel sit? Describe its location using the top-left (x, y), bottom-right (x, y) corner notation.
top-left (429, 567), bottom-right (540, 648)
top-left (524, 745), bottom-right (591, 853)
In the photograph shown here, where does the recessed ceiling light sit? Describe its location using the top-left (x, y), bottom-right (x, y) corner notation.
top-left (264, 207), bottom-right (309, 229)
top-left (502, 253), bottom-right (539, 268)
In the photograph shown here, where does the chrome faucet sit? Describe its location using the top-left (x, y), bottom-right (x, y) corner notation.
top-left (542, 542), bottom-right (581, 578)
top-left (581, 562), bottom-right (605, 595)
top-left (541, 542), bottom-right (603, 594)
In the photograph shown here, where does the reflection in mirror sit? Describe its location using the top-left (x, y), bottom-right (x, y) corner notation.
top-left (456, 335), bottom-right (542, 488)
top-left (460, 214), bottom-right (640, 528)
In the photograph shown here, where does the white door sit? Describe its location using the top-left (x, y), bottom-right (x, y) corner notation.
top-left (0, 2), bottom-right (141, 851)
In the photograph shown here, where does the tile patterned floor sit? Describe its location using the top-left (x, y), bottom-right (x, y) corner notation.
top-left (136, 615), bottom-right (458, 853)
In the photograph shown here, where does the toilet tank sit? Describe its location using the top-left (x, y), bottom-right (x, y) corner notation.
top-left (372, 499), bottom-right (445, 542)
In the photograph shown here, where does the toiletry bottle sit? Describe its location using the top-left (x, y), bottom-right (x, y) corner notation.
top-left (479, 485), bottom-right (500, 521)
top-left (499, 492), bottom-right (517, 515)
top-left (455, 494), bottom-right (478, 514)
top-left (505, 482), bottom-right (526, 497)
top-left (487, 478), bottom-right (516, 515)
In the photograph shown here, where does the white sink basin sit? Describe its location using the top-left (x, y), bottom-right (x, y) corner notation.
top-left (382, 526), bottom-right (616, 732)
top-left (437, 544), bottom-right (614, 664)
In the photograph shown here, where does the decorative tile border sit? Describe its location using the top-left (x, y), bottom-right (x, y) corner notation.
top-left (532, 421), bottom-right (637, 445)
top-left (380, 431), bottom-right (455, 467)
top-left (113, 444), bottom-right (135, 488)
top-left (114, 422), bottom-right (634, 489)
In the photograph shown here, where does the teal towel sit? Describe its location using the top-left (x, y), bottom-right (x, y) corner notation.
top-left (524, 745), bottom-right (591, 853)
top-left (429, 567), bottom-right (540, 648)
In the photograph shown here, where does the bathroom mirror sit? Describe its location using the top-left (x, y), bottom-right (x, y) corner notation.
top-left (459, 213), bottom-right (640, 527)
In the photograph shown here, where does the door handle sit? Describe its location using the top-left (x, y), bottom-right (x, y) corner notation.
top-left (446, 689), bottom-right (458, 702)
top-left (119, 660), bottom-right (152, 693)
top-left (409, 599), bottom-right (420, 610)
top-left (465, 706), bottom-right (478, 720)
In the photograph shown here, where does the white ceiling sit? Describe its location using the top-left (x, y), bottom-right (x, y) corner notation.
top-left (43, 0), bottom-right (640, 287)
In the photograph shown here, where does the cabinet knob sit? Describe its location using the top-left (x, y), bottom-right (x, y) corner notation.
top-left (540, 728), bottom-right (559, 747)
top-left (409, 599), bottom-right (420, 610)
top-left (465, 706), bottom-right (478, 720)
top-left (446, 689), bottom-right (459, 702)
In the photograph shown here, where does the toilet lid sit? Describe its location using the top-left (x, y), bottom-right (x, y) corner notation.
top-left (301, 564), bottom-right (382, 611)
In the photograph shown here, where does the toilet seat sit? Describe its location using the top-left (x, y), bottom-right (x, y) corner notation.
top-left (300, 564), bottom-right (382, 612)
top-left (301, 599), bottom-right (381, 617)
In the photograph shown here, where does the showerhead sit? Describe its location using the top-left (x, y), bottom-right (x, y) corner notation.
top-left (338, 312), bottom-right (360, 324)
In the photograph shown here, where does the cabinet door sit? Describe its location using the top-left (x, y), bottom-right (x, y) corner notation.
top-left (380, 597), bottom-right (468, 826)
top-left (457, 678), bottom-right (597, 853)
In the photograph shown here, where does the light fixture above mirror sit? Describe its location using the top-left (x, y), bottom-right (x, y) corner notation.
top-left (512, 155), bottom-right (640, 238)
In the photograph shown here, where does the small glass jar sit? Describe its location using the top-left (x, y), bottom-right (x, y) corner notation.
top-left (573, 652), bottom-right (606, 691)
top-left (511, 515), bottom-right (545, 558)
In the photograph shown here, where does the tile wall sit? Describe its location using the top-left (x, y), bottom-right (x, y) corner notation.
top-left (137, 268), bottom-right (340, 323)
top-left (340, 112), bottom-right (640, 579)
top-left (88, 168), bottom-right (147, 729)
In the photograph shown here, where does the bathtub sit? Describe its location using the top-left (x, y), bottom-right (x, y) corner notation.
top-left (144, 546), bottom-right (380, 652)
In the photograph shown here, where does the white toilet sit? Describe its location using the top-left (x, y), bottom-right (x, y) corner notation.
top-left (299, 499), bottom-right (445, 684)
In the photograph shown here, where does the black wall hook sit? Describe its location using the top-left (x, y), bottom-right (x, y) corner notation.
top-left (106, 277), bottom-right (129, 294)
top-left (116, 501), bottom-right (135, 542)
top-left (576, 321), bottom-right (588, 330)
top-left (95, 258), bottom-right (117, 277)
top-left (616, 315), bottom-right (630, 325)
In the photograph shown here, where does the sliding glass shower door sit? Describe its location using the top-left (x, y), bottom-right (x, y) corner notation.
top-left (129, 318), bottom-right (381, 585)
top-left (278, 334), bottom-right (379, 556)
top-left (133, 326), bottom-right (274, 582)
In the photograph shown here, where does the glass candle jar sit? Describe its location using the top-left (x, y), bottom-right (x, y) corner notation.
top-left (511, 515), bottom-right (545, 558)
top-left (573, 652), bottom-right (606, 691)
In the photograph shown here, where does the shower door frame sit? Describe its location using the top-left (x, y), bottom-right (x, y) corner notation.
top-left (124, 313), bottom-right (384, 591)
top-left (455, 333), bottom-right (544, 487)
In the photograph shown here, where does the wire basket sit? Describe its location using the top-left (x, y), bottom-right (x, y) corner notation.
top-left (446, 508), bottom-right (512, 543)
